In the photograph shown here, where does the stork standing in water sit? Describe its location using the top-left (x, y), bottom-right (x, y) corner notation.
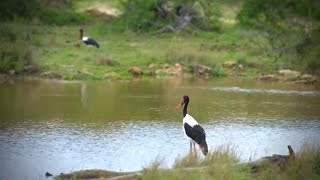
top-left (79, 28), bottom-right (100, 48)
top-left (176, 95), bottom-right (208, 155)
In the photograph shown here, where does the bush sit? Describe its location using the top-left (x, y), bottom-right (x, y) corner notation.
top-left (118, 0), bottom-right (221, 32)
top-left (0, 23), bottom-right (37, 73)
top-left (0, 0), bottom-right (40, 20)
top-left (237, 0), bottom-right (320, 27)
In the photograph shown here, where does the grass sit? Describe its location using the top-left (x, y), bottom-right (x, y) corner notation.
top-left (141, 145), bottom-right (320, 180)
top-left (54, 144), bottom-right (320, 179)
top-left (0, 0), bottom-right (318, 80)
top-left (7, 22), bottom-right (271, 80)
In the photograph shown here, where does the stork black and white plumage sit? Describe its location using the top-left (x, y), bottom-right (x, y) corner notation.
top-left (176, 95), bottom-right (208, 155)
top-left (79, 29), bottom-right (100, 48)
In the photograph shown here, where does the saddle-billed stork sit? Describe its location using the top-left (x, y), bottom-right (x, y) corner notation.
top-left (176, 95), bottom-right (208, 155)
top-left (79, 28), bottom-right (100, 48)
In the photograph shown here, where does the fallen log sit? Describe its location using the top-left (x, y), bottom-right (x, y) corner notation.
top-left (242, 145), bottom-right (295, 173)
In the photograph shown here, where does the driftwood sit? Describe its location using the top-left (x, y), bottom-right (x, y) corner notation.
top-left (242, 145), bottom-right (295, 173)
top-left (54, 145), bottom-right (295, 180)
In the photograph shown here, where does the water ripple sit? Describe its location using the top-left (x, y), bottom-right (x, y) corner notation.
top-left (210, 87), bottom-right (320, 96)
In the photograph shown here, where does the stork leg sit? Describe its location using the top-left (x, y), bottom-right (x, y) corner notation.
top-left (189, 142), bottom-right (192, 154)
top-left (193, 142), bottom-right (197, 154)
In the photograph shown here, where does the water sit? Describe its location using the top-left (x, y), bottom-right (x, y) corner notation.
top-left (0, 78), bottom-right (320, 179)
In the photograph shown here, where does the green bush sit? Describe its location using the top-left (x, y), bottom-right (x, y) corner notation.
top-left (0, 23), bottom-right (36, 73)
top-left (118, 0), bottom-right (221, 32)
top-left (237, 0), bottom-right (320, 27)
top-left (296, 28), bottom-right (320, 73)
top-left (0, 0), bottom-right (40, 20)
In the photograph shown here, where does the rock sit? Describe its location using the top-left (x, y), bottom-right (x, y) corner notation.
top-left (24, 65), bottom-right (39, 73)
top-left (148, 64), bottom-right (156, 70)
top-left (222, 61), bottom-right (236, 68)
top-left (278, 69), bottom-right (301, 78)
top-left (155, 64), bottom-right (183, 76)
top-left (128, 67), bottom-right (143, 77)
top-left (99, 58), bottom-right (120, 67)
top-left (257, 74), bottom-right (279, 81)
top-left (299, 74), bottom-right (317, 82)
top-left (162, 64), bottom-right (170, 69)
top-left (192, 64), bottom-right (211, 78)
top-left (297, 74), bottom-right (317, 84)
top-left (8, 69), bottom-right (15, 76)
top-left (175, 63), bottom-right (183, 74)
top-left (0, 74), bottom-right (6, 85)
top-left (41, 71), bottom-right (63, 79)
top-left (104, 72), bottom-right (117, 80)
top-left (238, 64), bottom-right (244, 70)
top-left (78, 70), bottom-right (93, 79)
top-left (148, 64), bottom-right (157, 76)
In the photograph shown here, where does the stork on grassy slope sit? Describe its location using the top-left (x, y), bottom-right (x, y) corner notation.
top-left (176, 95), bottom-right (208, 155)
top-left (79, 28), bottom-right (100, 48)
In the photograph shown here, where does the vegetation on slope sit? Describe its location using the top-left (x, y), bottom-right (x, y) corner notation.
top-left (0, 0), bottom-right (319, 81)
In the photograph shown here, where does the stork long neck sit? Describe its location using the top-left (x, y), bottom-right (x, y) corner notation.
top-left (183, 102), bottom-right (188, 117)
top-left (80, 29), bottom-right (83, 40)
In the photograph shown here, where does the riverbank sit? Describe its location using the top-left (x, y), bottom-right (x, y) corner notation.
top-left (53, 145), bottom-right (320, 180)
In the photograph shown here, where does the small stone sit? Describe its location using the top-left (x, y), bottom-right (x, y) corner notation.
top-left (278, 69), bottom-right (301, 77)
top-left (104, 72), bottom-right (117, 79)
top-left (238, 64), bottom-right (244, 70)
top-left (192, 64), bottom-right (212, 78)
top-left (162, 64), bottom-right (170, 69)
top-left (0, 74), bottom-right (6, 85)
top-left (257, 74), bottom-right (279, 81)
top-left (41, 71), bottom-right (63, 79)
top-left (128, 67), bottom-right (143, 77)
top-left (222, 61), bottom-right (236, 68)
top-left (8, 69), bottom-right (15, 76)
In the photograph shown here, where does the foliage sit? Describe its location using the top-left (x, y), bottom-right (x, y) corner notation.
top-left (0, 23), bottom-right (36, 73)
top-left (237, 0), bottom-right (320, 73)
top-left (118, 0), bottom-right (158, 31)
top-left (0, 0), bottom-right (41, 20)
top-left (118, 0), bottom-right (222, 32)
top-left (237, 0), bottom-right (320, 27)
top-left (295, 28), bottom-right (320, 73)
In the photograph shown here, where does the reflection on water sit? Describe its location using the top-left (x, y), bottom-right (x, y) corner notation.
top-left (0, 78), bottom-right (319, 179)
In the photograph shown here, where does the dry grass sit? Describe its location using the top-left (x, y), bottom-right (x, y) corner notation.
top-left (141, 144), bottom-right (320, 180)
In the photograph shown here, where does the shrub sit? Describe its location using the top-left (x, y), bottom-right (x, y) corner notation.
top-left (118, 0), bottom-right (221, 32)
top-left (237, 0), bottom-right (320, 27)
top-left (0, 0), bottom-right (40, 20)
top-left (0, 23), bottom-right (37, 73)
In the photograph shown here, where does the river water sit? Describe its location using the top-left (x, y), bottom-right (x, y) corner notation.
top-left (0, 78), bottom-right (319, 179)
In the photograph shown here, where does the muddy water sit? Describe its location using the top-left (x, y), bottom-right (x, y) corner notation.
top-left (0, 78), bottom-right (319, 179)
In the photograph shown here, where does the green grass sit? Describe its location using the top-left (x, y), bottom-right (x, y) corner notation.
top-left (1, 0), bottom-right (318, 80)
top-left (30, 22), bottom-right (273, 80)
